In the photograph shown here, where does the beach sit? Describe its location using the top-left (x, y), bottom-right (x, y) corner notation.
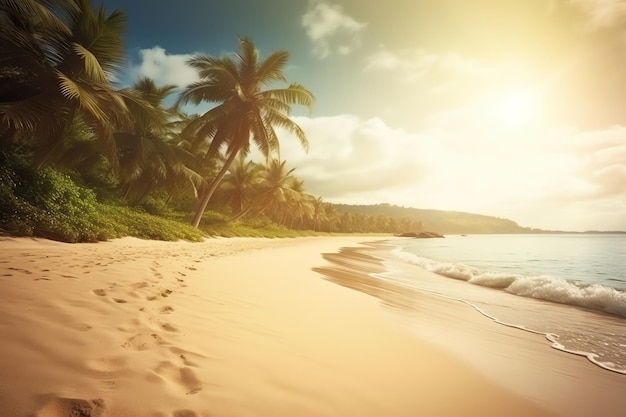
top-left (0, 236), bottom-right (618, 417)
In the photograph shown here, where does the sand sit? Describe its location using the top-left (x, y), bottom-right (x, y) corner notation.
top-left (0, 235), bottom-right (611, 417)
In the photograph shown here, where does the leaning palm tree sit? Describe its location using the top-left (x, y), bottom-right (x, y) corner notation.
top-left (176, 37), bottom-right (314, 227)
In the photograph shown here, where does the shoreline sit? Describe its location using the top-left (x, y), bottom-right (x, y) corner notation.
top-left (324, 240), bottom-right (626, 417)
top-left (0, 236), bottom-right (564, 416)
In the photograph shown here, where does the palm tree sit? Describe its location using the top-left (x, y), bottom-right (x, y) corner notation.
top-left (176, 37), bottom-right (314, 227)
top-left (0, 0), bottom-right (128, 168)
top-left (280, 180), bottom-right (314, 229)
top-left (228, 158), bottom-right (298, 223)
top-left (115, 77), bottom-right (204, 203)
top-left (219, 156), bottom-right (262, 215)
top-left (256, 159), bottom-right (301, 223)
top-left (310, 196), bottom-right (329, 232)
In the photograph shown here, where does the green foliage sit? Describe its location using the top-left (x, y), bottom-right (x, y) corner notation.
top-left (198, 210), bottom-right (230, 225)
top-left (139, 194), bottom-right (173, 216)
top-left (203, 220), bottom-right (316, 238)
top-left (96, 205), bottom-right (204, 242)
top-left (0, 152), bottom-right (204, 242)
top-left (1, 153), bottom-right (104, 241)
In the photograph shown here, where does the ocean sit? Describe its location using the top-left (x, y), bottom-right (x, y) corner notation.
top-left (378, 234), bottom-right (626, 375)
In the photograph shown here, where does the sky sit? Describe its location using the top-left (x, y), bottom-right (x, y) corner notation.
top-left (99, 0), bottom-right (626, 232)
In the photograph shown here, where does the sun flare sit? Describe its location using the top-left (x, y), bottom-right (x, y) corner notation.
top-left (483, 88), bottom-right (541, 128)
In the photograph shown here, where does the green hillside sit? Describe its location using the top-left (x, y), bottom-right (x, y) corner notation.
top-left (333, 204), bottom-right (537, 235)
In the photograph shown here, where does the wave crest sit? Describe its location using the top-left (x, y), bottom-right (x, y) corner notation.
top-left (394, 249), bottom-right (626, 318)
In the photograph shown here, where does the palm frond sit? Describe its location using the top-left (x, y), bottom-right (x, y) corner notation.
top-left (0, 92), bottom-right (59, 131)
top-left (186, 55), bottom-right (238, 83)
top-left (236, 37), bottom-right (258, 84)
top-left (265, 109), bottom-right (309, 152)
top-left (251, 110), bottom-right (279, 158)
top-left (175, 79), bottom-right (231, 107)
top-left (67, 0), bottom-right (126, 76)
top-left (1, 0), bottom-right (74, 36)
top-left (265, 84), bottom-right (314, 109)
top-left (117, 87), bottom-right (169, 134)
top-left (56, 70), bottom-right (80, 100)
top-left (256, 50), bottom-right (289, 85)
top-left (72, 42), bottom-right (107, 83)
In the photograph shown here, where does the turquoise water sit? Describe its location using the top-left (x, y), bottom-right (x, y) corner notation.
top-left (381, 234), bottom-right (626, 374)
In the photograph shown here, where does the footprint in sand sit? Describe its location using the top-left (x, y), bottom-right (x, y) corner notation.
top-left (35, 397), bottom-right (105, 417)
top-left (111, 298), bottom-right (127, 304)
top-left (159, 306), bottom-right (174, 314)
top-left (85, 356), bottom-right (127, 390)
top-left (153, 361), bottom-right (202, 395)
top-left (161, 323), bottom-right (178, 332)
top-left (92, 289), bottom-right (107, 296)
top-left (169, 346), bottom-right (206, 367)
top-left (173, 410), bottom-right (198, 417)
top-left (121, 333), bottom-right (164, 351)
top-left (75, 324), bottom-right (92, 332)
top-left (61, 274), bottom-right (77, 279)
top-left (8, 267), bottom-right (32, 274)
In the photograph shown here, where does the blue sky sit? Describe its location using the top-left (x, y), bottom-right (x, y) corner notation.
top-left (99, 0), bottom-right (626, 231)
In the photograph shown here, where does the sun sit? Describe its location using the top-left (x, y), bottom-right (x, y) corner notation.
top-left (482, 88), bottom-right (541, 128)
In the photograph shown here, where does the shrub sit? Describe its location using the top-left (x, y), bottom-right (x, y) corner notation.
top-left (0, 152), bottom-right (205, 242)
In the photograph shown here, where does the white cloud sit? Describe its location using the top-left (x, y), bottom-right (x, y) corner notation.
top-left (301, 1), bottom-right (367, 58)
top-left (268, 115), bottom-right (626, 231)
top-left (569, 0), bottom-right (626, 28)
top-left (364, 47), bottom-right (502, 83)
top-left (130, 46), bottom-right (199, 89)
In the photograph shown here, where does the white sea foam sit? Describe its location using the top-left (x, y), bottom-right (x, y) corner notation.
top-left (387, 242), bottom-right (626, 374)
top-left (393, 248), bottom-right (626, 318)
top-left (507, 277), bottom-right (626, 317)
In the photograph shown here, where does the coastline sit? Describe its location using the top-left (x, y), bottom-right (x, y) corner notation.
top-left (320, 241), bottom-right (626, 417)
top-left (1, 236), bottom-right (560, 416)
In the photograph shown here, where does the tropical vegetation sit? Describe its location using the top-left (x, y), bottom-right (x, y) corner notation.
top-left (0, 0), bottom-right (424, 242)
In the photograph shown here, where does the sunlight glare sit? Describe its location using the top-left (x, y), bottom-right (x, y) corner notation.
top-left (483, 89), bottom-right (541, 128)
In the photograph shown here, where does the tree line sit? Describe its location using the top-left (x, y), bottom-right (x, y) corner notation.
top-left (0, 0), bottom-right (423, 241)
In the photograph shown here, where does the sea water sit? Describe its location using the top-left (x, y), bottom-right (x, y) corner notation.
top-left (379, 234), bottom-right (626, 374)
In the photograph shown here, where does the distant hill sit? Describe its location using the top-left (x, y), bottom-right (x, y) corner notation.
top-left (332, 203), bottom-right (537, 234)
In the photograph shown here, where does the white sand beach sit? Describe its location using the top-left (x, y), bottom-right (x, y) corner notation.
top-left (0, 236), bottom-right (608, 417)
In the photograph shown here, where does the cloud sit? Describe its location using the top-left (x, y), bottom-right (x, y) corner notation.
top-left (268, 115), bottom-right (626, 231)
top-left (364, 47), bottom-right (502, 84)
top-left (254, 115), bottom-right (425, 200)
top-left (301, 1), bottom-right (367, 58)
top-left (569, 127), bottom-right (626, 200)
top-left (569, 0), bottom-right (626, 28)
top-left (130, 46), bottom-right (199, 89)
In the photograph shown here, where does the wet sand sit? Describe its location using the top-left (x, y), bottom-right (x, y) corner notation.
top-left (315, 242), bottom-right (626, 417)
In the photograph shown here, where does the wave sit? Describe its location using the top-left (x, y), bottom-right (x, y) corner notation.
top-left (393, 249), bottom-right (626, 318)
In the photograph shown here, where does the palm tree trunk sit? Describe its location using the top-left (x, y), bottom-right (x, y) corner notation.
top-left (191, 148), bottom-right (240, 228)
top-left (228, 189), bottom-right (272, 222)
